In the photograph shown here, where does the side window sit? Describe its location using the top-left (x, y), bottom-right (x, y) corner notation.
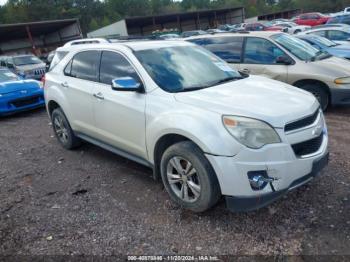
top-left (300, 15), bottom-right (308, 20)
top-left (190, 37), bottom-right (243, 63)
top-left (99, 51), bottom-right (140, 85)
top-left (64, 59), bottom-right (73, 76)
top-left (311, 30), bottom-right (326, 37)
top-left (69, 51), bottom-right (100, 82)
top-left (243, 37), bottom-right (285, 64)
top-left (6, 59), bottom-right (14, 69)
top-left (328, 30), bottom-right (350, 41)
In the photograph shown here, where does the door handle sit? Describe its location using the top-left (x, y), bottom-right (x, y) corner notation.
top-left (61, 82), bottom-right (69, 88)
top-left (93, 92), bottom-right (104, 100)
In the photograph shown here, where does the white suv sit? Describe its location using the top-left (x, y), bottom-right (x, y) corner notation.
top-left (45, 40), bottom-right (329, 212)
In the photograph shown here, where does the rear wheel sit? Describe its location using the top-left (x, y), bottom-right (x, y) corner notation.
top-left (160, 141), bottom-right (221, 212)
top-left (296, 83), bottom-right (329, 111)
top-left (51, 108), bottom-right (81, 149)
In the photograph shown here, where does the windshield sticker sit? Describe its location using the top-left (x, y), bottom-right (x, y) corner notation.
top-left (214, 62), bottom-right (235, 72)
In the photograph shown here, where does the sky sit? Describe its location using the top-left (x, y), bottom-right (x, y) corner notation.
top-left (0, 0), bottom-right (6, 6)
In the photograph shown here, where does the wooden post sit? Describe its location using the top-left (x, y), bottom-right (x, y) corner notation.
top-left (152, 17), bottom-right (156, 31)
top-left (197, 12), bottom-right (201, 29)
top-left (26, 26), bottom-right (37, 55)
top-left (214, 11), bottom-right (217, 27)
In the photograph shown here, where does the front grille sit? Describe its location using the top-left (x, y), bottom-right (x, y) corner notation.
top-left (285, 109), bottom-right (320, 132)
top-left (291, 133), bottom-right (324, 157)
top-left (34, 69), bottom-right (45, 75)
top-left (11, 96), bottom-right (41, 108)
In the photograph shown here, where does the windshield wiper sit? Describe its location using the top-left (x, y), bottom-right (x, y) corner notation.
top-left (208, 76), bottom-right (243, 87)
top-left (179, 76), bottom-right (243, 93)
top-left (310, 50), bottom-right (331, 62)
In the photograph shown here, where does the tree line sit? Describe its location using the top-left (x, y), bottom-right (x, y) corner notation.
top-left (1, 0), bottom-right (350, 34)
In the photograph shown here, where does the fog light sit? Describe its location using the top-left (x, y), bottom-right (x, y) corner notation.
top-left (247, 171), bottom-right (275, 191)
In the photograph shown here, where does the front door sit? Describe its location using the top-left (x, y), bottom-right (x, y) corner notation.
top-left (240, 37), bottom-right (289, 82)
top-left (92, 51), bottom-right (147, 159)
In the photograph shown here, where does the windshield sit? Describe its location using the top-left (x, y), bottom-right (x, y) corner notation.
top-left (13, 56), bottom-right (43, 66)
top-left (0, 69), bottom-right (19, 82)
top-left (309, 35), bottom-right (337, 47)
top-left (272, 33), bottom-right (323, 61)
top-left (135, 46), bottom-right (242, 92)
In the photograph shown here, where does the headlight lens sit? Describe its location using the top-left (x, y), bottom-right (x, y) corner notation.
top-left (335, 77), bottom-right (350, 85)
top-left (223, 116), bottom-right (281, 149)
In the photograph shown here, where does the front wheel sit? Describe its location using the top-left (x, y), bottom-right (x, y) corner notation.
top-left (160, 141), bottom-right (221, 212)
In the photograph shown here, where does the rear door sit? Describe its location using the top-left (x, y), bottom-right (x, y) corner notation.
top-left (240, 37), bottom-right (288, 82)
top-left (60, 50), bottom-right (100, 136)
top-left (189, 36), bottom-right (244, 72)
top-left (92, 50), bottom-right (147, 159)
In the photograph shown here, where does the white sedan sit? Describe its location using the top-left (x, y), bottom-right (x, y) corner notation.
top-left (275, 22), bottom-right (311, 34)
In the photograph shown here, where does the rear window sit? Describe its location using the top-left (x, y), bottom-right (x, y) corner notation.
top-left (189, 37), bottom-right (244, 63)
top-left (49, 51), bottom-right (68, 71)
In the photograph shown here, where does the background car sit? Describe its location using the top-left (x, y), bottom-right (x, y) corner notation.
top-left (297, 34), bottom-right (350, 60)
top-left (274, 22), bottom-right (311, 34)
top-left (245, 22), bottom-right (283, 32)
top-left (180, 30), bottom-right (207, 38)
top-left (2, 55), bottom-right (46, 80)
top-left (158, 34), bottom-right (180, 40)
top-left (206, 29), bottom-right (225, 34)
top-left (327, 14), bottom-right (350, 25)
top-left (186, 32), bottom-right (350, 110)
top-left (295, 13), bottom-right (330, 26)
top-left (302, 26), bottom-right (350, 45)
top-left (0, 68), bottom-right (44, 116)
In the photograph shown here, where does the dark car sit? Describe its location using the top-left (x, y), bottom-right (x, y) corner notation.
top-left (245, 23), bottom-right (283, 32)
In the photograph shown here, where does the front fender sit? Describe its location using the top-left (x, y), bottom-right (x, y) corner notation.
top-left (146, 107), bottom-right (244, 164)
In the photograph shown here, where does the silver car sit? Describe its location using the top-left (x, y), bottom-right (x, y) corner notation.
top-left (4, 55), bottom-right (46, 80)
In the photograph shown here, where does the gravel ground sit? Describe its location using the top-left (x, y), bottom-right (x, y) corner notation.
top-left (0, 107), bottom-right (349, 256)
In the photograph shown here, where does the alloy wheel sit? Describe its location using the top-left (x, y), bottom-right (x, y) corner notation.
top-left (53, 115), bottom-right (69, 144)
top-left (166, 156), bottom-right (201, 203)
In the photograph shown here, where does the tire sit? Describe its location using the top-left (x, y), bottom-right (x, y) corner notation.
top-left (296, 84), bottom-right (329, 111)
top-left (160, 141), bottom-right (221, 212)
top-left (51, 108), bottom-right (81, 149)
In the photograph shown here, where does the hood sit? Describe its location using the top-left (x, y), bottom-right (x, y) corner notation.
top-left (0, 80), bottom-right (41, 94)
top-left (326, 46), bottom-right (350, 58)
top-left (174, 76), bottom-right (318, 128)
top-left (310, 56), bottom-right (350, 77)
top-left (15, 63), bottom-right (46, 71)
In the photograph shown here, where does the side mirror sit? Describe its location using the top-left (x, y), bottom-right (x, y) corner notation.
top-left (276, 55), bottom-right (293, 65)
top-left (111, 77), bottom-right (142, 92)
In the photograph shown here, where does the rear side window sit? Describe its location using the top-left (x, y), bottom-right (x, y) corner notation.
top-left (244, 37), bottom-right (285, 64)
top-left (311, 30), bottom-right (326, 37)
top-left (99, 51), bottom-right (140, 85)
top-left (67, 51), bottom-right (100, 82)
top-left (49, 51), bottom-right (68, 71)
top-left (328, 30), bottom-right (350, 41)
top-left (189, 37), bottom-right (243, 63)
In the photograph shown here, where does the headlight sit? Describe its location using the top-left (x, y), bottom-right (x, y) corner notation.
top-left (334, 77), bottom-right (350, 85)
top-left (223, 116), bottom-right (281, 149)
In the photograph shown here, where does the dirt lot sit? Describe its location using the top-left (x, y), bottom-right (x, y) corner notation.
top-left (0, 107), bottom-right (349, 256)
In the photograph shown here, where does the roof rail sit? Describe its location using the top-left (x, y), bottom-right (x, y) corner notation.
top-left (63, 38), bottom-right (110, 47)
